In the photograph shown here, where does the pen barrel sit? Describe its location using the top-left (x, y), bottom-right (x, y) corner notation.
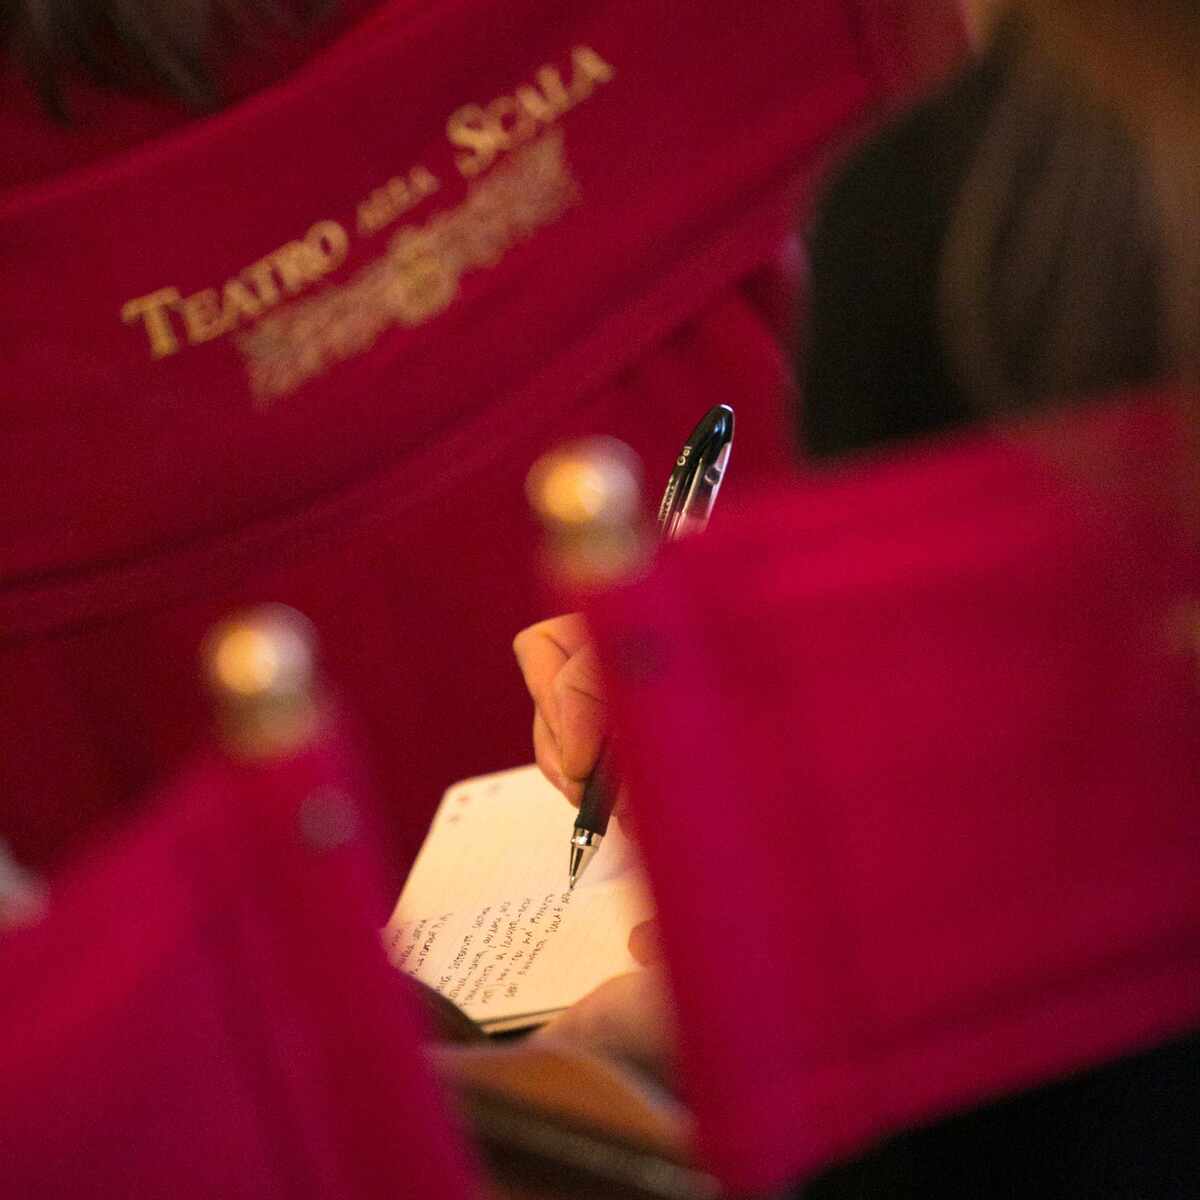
top-left (656, 403), bottom-right (734, 545)
top-left (573, 748), bottom-right (616, 839)
top-left (526, 438), bottom-right (648, 884)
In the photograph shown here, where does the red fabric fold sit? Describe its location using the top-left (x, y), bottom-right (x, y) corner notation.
top-left (0, 714), bottom-right (478, 1198)
top-left (0, 1), bottom-right (964, 880)
top-left (591, 393), bottom-right (1200, 1191)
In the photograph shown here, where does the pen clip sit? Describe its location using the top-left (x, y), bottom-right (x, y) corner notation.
top-left (656, 404), bottom-right (734, 544)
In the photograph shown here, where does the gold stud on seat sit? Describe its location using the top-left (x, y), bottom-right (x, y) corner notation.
top-left (526, 437), bottom-right (649, 590)
top-left (203, 604), bottom-right (322, 759)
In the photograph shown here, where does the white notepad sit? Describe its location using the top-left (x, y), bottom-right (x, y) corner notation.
top-left (386, 765), bottom-right (652, 1034)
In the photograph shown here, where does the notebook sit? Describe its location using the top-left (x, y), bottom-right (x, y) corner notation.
top-left (386, 765), bottom-right (652, 1033)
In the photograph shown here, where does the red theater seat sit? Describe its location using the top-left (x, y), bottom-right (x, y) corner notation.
top-left (590, 391), bottom-right (1200, 1193)
top-left (0, 2), bottom-right (966, 881)
top-left (0, 694), bottom-right (478, 1198)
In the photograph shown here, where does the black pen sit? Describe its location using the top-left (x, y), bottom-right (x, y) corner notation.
top-left (568, 404), bottom-right (734, 889)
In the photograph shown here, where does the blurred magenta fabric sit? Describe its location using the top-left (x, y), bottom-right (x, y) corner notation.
top-left (0, 713), bottom-right (479, 1198)
top-left (590, 393), bottom-right (1200, 1192)
top-left (0, 1), bottom-right (964, 883)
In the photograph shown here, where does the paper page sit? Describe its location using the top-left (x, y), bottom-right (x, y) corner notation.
top-left (386, 765), bottom-right (651, 1029)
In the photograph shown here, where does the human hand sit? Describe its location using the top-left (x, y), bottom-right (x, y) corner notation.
top-left (626, 918), bottom-right (662, 967)
top-left (513, 613), bottom-right (606, 806)
top-left (531, 919), bottom-right (672, 1085)
top-left (429, 1036), bottom-right (690, 1157)
top-left (532, 965), bottom-right (675, 1088)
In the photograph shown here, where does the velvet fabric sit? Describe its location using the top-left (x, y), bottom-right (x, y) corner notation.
top-left (0, 714), bottom-right (479, 1197)
top-left (590, 394), bottom-right (1200, 1193)
top-left (0, 1), bottom-right (964, 883)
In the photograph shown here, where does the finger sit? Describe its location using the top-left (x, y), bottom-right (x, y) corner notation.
top-left (611, 783), bottom-right (633, 830)
top-left (533, 711), bottom-right (584, 805)
top-left (551, 641), bottom-right (607, 784)
top-left (513, 614), bottom-right (592, 735)
top-left (532, 969), bottom-right (675, 1084)
top-left (532, 710), bottom-right (562, 788)
top-left (628, 918), bottom-right (663, 966)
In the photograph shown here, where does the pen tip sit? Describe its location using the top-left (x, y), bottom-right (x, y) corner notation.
top-left (568, 840), bottom-right (598, 891)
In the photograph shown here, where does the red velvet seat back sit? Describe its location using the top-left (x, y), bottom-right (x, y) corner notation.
top-left (0, 718), bottom-right (477, 1198)
top-left (590, 394), bottom-right (1200, 1192)
top-left (0, 2), bottom-right (965, 878)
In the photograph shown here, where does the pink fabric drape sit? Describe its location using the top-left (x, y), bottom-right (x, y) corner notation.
top-left (1, 0), bottom-right (965, 879)
top-left (0, 713), bottom-right (478, 1197)
top-left (591, 393), bottom-right (1200, 1192)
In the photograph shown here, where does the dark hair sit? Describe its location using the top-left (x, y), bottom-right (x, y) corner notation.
top-left (0, 0), bottom-right (333, 118)
top-left (939, 16), bottom-right (1162, 417)
top-left (940, 4), bottom-right (1200, 414)
top-left (1031, 0), bottom-right (1200, 391)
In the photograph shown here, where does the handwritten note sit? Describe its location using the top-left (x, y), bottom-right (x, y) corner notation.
top-left (386, 766), bottom-right (651, 1031)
